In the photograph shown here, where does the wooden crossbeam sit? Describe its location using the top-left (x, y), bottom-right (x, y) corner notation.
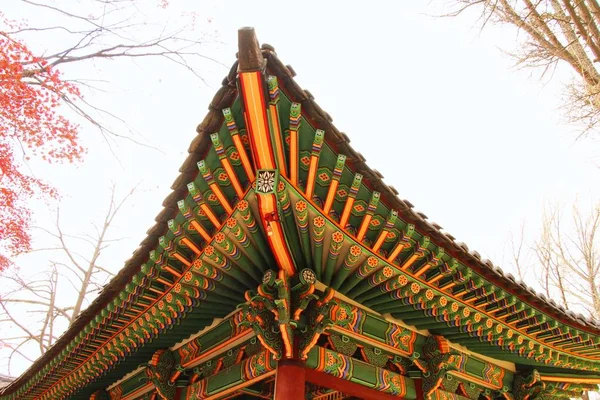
top-left (305, 368), bottom-right (410, 400)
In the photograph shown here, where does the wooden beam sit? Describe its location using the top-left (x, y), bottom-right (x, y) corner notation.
top-left (120, 383), bottom-right (154, 400)
top-left (274, 359), bottom-right (305, 400)
top-left (238, 54), bottom-right (297, 276)
top-left (541, 375), bottom-right (600, 384)
top-left (414, 378), bottom-right (424, 400)
top-left (306, 368), bottom-right (408, 400)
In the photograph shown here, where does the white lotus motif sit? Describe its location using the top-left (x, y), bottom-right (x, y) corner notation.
top-left (256, 170), bottom-right (276, 193)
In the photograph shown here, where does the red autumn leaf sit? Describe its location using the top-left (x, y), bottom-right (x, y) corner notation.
top-left (0, 23), bottom-right (84, 270)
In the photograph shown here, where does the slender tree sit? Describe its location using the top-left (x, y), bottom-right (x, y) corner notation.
top-left (505, 200), bottom-right (600, 318)
top-left (534, 202), bottom-right (600, 317)
top-left (504, 202), bottom-right (600, 400)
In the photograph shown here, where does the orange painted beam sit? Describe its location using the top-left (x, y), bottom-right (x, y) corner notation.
top-left (190, 220), bottom-right (211, 243)
top-left (198, 160), bottom-right (233, 214)
top-left (339, 173), bottom-right (363, 228)
top-left (288, 102), bottom-right (301, 186)
top-left (223, 107), bottom-right (255, 181)
top-left (305, 129), bottom-right (324, 200)
top-left (238, 70), bottom-right (296, 276)
top-left (181, 237), bottom-right (202, 255)
top-left (211, 133), bottom-right (245, 199)
top-left (305, 368), bottom-right (407, 400)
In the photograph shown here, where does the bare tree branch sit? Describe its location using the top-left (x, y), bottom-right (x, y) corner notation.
top-left (3, 0), bottom-right (220, 150)
top-left (0, 185), bottom-right (135, 372)
top-left (444, 0), bottom-right (600, 135)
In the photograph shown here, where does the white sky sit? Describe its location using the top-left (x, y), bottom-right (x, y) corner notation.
top-left (3, 0), bottom-right (600, 377)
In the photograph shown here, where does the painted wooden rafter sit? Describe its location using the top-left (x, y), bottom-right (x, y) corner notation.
top-left (177, 199), bottom-right (212, 243)
top-left (372, 210), bottom-right (398, 254)
top-left (339, 173), bottom-right (362, 229)
top-left (399, 235), bottom-right (431, 271)
top-left (305, 129), bottom-right (324, 200)
top-left (413, 247), bottom-right (445, 278)
top-left (387, 224), bottom-right (417, 264)
top-left (223, 107), bottom-right (255, 182)
top-left (210, 133), bottom-right (245, 199)
top-left (237, 31), bottom-right (297, 276)
top-left (288, 102), bottom-right (301, 186)
top-left (267, 75), bottom-right (288, 177)
top-left (198, 160), bottom-right (233, 214)
top-left (356, 191), bottom-right (380, 241)
top-left (323, 154), bottom-right (346, 215)
top-left (187, 182), bottom-right (222, 230)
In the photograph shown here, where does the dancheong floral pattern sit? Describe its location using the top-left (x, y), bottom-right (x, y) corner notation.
top-left (256, 169), bottom-right (276, 194)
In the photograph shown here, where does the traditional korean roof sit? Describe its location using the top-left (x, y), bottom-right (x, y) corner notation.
top-left (0, 375), bottom-right (13, 390)
top-left (3, 27), bottom-right (600, 400)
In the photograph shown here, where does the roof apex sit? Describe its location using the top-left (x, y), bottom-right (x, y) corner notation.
top-left (237, 27), bottom-right (265, 72)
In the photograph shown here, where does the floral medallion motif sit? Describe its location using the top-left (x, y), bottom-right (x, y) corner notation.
top-left (255, 169), bottom-right (277, 194)
top-left (313, 216), bottom-right (326, 228)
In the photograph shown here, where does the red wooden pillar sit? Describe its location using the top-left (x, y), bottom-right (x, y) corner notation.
top-left (174, 385), bottom-right (185, 400)
top-left (274, 359), bottom-right (305, 400)
top-left (414, 378), bottom-right (425, 400)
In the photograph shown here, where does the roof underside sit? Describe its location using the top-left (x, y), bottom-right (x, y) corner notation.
top-left (4, 27), bottom-right (600, 400)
